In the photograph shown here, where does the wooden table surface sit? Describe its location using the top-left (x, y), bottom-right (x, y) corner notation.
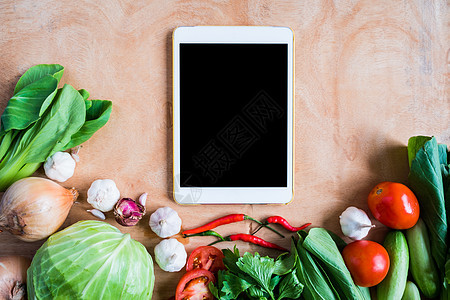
top-left (0, 0), bottom-right (449, 299)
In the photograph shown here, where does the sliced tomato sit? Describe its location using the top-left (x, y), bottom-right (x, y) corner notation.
top-left (186, 246), bottom-right (225, 274)
top-left (175, 269), bottom-right (215, 300)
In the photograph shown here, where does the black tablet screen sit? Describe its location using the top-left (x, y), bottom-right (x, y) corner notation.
top-left (179, 43), bottom-right (288, 187)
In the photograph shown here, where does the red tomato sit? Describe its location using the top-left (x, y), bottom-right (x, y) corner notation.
top-left (368, 182), bottom-right (420, 229)
top-left (342, 240), bottom-right (390, 287)
top-left (175, 269), bottom-right (215, 300)
top-left (186, 246), bottom-right (225, 275)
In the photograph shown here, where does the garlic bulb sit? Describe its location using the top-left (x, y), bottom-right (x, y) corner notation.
top-left (87, 179), bottom-right (120, 212)
top-left (154, 238), bottom-right (187, 272)
top-left (339, 206), bottom-right (375, 240)
top-left (150, 207), bottom-right (182, 238)
top-left (43, 152), bottom-right (76, 182)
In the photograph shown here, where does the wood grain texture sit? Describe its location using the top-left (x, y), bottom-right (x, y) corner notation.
top-left (0, 0), bottom-right (448, 298)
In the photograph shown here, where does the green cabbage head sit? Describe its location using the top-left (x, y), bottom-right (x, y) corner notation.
top-left (27, 220), bottom-right (155, 299)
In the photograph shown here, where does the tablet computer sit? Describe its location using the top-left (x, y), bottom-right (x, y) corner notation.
top-left (173, 26), bottom-right (294, 204)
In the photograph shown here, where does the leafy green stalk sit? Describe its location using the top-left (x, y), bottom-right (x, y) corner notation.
top-left (294, 236), bottom-right (338, 300)
top-left (0, 64), bottom-right (112, 191)
top-left (407, 136), bottom-right (447, 272)
top-left (302, 228), bottom-right (369, 300)
top-left (11, 162), bottom-right (41, 183)
top-left (0, 130), bottom-right (18, 161)
top-left (0, 84), bottom-right (85, 191)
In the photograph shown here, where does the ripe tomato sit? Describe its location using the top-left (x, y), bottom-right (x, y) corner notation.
top-left (175, 269), bottom-right (215, 300)
top-left (368, 182), bottom-right (420, 229)
top-left (186, 246), bottom-right (225, 275)
top-left (342, 240), bottom-right (390, 287)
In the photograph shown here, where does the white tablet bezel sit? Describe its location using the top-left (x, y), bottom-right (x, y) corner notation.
top-left (173, 26), bottom-right (294, 205)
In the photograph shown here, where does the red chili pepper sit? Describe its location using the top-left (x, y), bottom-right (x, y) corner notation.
top-left (182, 214), bottom-right (284, 237)
top-left (188, 229), bottom-right (287, 251)
top-left (228, 234), bottom-right (288, 251)
top-left (266, 216), bottom-right (312, 232)
top-left (182, 214), bottom-right (245, 235)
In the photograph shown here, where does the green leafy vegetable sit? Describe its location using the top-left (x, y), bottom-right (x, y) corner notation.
top-left (0, 64), bottom-right (112, 191)
top-left (13, 64), bottom-right (64, 95)
top-left (212, 227), bottom-right (371, 300)
top-left (303, 228), bottom-right (369, 300)
top-left (277, 271), bottom-right (303, 300)
top-left (236, 252), bottom-right (275, 296)
top-left (211, 246), bottom-right (303, 300)
top-left (64, 100), bottom-right (112, 149)
top-left (27, 220), bottom-right (155, 299)
top-left (407, 135), bottom-right (450, 300)
top-left (407, 136), bottom-right (447, 272)
top-left (274, 250), bottom-right (296, 276)
top-left (407, 135), bottom-right (434, 168)
top-left (222, 247), bottom-right (242, 275)
top-left (294, 236), bottom-right (338, 300)
top-left (1, 75), bottom-right (59, 135)
top-left (222, 272), bottom-right (253, 298)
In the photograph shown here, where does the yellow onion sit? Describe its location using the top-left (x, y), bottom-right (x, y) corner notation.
top-left (0, 177), bottom-right (78, 242)
top-left (0, 255), bottom-right (31, 300)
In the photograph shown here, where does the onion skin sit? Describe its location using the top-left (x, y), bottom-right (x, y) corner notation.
top-left (0, 177), bottom-right (78, 242)
top-left (0, 255), bottom-right (31, 300)
top-left (114, 198), bottom-right (145, 226)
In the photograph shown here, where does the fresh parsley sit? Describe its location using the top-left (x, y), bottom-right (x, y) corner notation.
top-left (209, 246), bottom-right (303, 300)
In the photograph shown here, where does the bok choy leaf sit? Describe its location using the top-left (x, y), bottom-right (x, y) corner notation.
top-left (0, 64), bottom-right (112, 191)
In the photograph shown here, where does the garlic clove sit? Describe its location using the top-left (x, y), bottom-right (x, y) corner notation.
top-left (87, 209), bottom-right (106, 220)
top-left (154, 238), bottom-right (187, 272)
top-left (87, 179), bottom-right (120, 212)
top-left (339, 206), bottom-right (375, 240)
top-left (43, 152), bottom-right (76, 182)
top-left (138, 193), bottom-right (148, 207)
top-left (150, 207), bottom-right (182, 238)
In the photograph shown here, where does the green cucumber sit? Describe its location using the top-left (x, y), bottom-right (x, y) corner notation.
top-left (377, 231), bottom-right (409, 300)
top-left (406, 218), bottom-right (440, 298)
top-left (401, 281), bottom-right (421, 300)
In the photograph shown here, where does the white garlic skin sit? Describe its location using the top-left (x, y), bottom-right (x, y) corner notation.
top-left (339, 206), bottom-right (374, 240)
top-left (43, 152), bottom-right (76, 182)
top-left (87, 209), bottom-right (106, 220)
top-left (150, 207), bottom-right (182, 238)
top-left (154, 238), bottom-right (187, 272)
top-left (139, 192), bottom-right (148, 206)
top-left (87, 179), bottom-right (120, 212)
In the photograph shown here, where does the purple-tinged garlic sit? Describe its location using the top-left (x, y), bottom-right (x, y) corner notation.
top-left (114, 198), bottom-right (145, 226)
